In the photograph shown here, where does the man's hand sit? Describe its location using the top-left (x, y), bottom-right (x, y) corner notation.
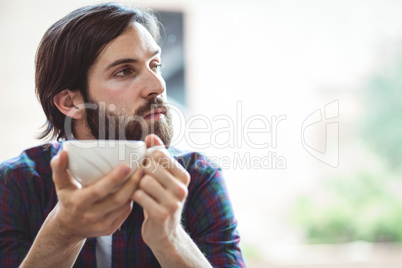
top-left (132, 135), bottom-right (212, 267)
top-left (132, 134), bottom-right (190, 249)
top-left (50, 149), bottom-right (142, 241)
top-left (20, 149), bottom-right (143, 268)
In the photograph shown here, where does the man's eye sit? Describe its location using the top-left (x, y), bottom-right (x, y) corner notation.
top-left (114, 68), bottom-right (134, 77)
top-left (152, 63), bottom-right (163, 73)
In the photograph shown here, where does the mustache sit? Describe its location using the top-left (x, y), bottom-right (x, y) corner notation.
top-left (134, 97), bottom-right (168, 117)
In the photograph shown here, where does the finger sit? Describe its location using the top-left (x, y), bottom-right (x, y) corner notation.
top-left (138, 175), bottom-right (172, 203)
top-left (132, 189), bottom-right (166, 219)
top-left (143, 134), bottom-right (167, 166)
top-left (138, 175), bottom-right (186, 214)
top-left (142, 166), bottom-right (188, 201)
top-left (143, 153), bottom-right (190, 186)
top-left (107, 201), bottom-right (133, 233)
top-left (145, 134), bottom-right (164, 148)
top-left (91, 168), bottom-right (143, 216)
top-left (90, 201), bottom-right (133, 236)
top-left (144, 134), bottom-right (190, 186)
top-left (51, 150), bottom-right (79, 191)
top-left (83, 164), bottom-right (131, 204)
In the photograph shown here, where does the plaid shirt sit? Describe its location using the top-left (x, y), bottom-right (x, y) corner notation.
top-left (0, 142), bottom-right (245, 267)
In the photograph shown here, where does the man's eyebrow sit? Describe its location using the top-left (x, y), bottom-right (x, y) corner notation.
top-left (152, 48), bottom-right (161, 57)
top-left (106, 58), bottom-right (137, 70)
top-left (105, 49), bottom-right (161, 71)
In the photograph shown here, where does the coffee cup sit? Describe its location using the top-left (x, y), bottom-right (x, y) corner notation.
top-left (63, 140), bottom-right (165, 186)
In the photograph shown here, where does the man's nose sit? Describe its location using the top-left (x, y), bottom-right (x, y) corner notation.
top-left (140, 68), bottom-right (166, 99)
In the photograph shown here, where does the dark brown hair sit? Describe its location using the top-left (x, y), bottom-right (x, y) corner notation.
top-left (35, 3), bottom-right (160, 140)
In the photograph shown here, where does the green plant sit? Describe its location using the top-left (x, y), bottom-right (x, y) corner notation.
top-left (290, 172), bottom-right (402, 243)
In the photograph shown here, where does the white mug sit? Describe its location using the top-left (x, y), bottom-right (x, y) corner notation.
top-left (63, 140), bottom-right (165, 186)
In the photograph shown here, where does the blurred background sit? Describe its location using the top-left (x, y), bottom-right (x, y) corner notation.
top-left (1, 0), bottom-right (402, 267)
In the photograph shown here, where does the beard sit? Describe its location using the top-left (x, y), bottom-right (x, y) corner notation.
top-left (84, 96), bottom-right (174, 148)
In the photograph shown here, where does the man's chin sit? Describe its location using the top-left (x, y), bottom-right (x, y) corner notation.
top-left (123, 122), bottom-right (172, 147)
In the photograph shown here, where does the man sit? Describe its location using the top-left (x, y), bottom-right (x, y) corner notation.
top-left (0, 2), bottom-right (245, 267)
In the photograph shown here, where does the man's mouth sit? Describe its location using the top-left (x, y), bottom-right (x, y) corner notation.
top-left (143, 107), bottom-right (166, 121)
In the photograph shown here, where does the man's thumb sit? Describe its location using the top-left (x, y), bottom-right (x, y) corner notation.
top-left (145, 134), bottom-right (164, 148)
top-left (51, 150), bottom-right (77, 191)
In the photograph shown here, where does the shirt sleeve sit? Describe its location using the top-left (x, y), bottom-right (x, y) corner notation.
top-left (0, 170), bottom-right (33, 267)
top-left (183, 157), bottom-right (246, 268)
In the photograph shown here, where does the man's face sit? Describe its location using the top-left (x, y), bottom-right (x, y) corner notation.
top-left (83, 22), bottom-right (173, 146)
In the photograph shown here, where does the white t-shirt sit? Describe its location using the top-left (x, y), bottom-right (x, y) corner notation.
top-left (96, 235), bottom-right (113, 268)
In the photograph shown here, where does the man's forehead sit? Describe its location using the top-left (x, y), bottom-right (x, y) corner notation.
top-left (94, 22), bottom-right (160, 65)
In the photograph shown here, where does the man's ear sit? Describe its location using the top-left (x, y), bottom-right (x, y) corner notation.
top-left (53, 89), bottom-right (85, 120)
